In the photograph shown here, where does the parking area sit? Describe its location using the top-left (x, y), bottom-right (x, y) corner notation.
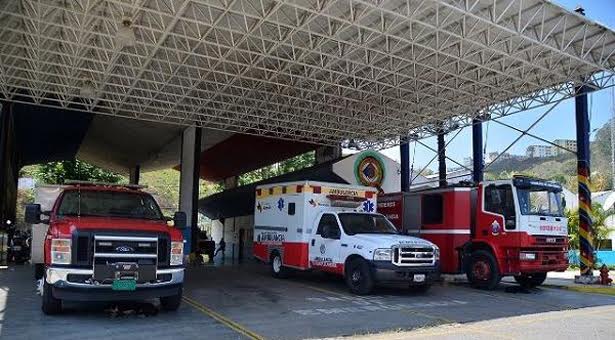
top-left (2, 263), bottom-right (615, 340)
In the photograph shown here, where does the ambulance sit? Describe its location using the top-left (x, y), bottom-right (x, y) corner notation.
top-left (253, 181), bottom-right (440, 294)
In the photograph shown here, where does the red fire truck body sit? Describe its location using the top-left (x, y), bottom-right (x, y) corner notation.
top-left (379, 177), bottom-right (569, 289)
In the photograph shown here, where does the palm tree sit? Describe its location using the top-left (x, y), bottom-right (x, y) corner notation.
top-left (566, 203), bottom-right (614, 251)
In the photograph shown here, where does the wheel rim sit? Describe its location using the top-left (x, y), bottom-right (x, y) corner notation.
top-left (351, 269), bottom-right (361, 284)
top-left (273, 256), bottom-right (282, 273)
top-left (472, 260), bottom-right (491, 281)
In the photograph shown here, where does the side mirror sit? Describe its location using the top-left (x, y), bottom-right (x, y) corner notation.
top-left (173, 211), bottom-right (187, 229)
top-left (25, 204), bottom-right (42, 224)
top-left (561, 196), bottom-right (567, 209)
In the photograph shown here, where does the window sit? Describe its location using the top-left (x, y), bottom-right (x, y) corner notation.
top-left (317, 214), bottom-right (340, 238)
top-left (484, 184), bottom-right (516, 229)
top-left (422, 194), bottom-right (443, 225)
top-left (517, 189), bottom-right (563, 216)
top-left (288, 202), bottom-right (295, 216)
top-left (337, 213), bottom-right (398, 235)
top-left (57, 190), bottom-right (163, 220)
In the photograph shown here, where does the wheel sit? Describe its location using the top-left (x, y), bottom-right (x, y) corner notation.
top-left (160, 287), bottom-right (183, 311)
top-left (34, 264), bottom-right (45, 280)
top-left (345, 259), bottom-right (375, 295)
top-left (41, 278), bottom-right (62, 315)
top-left (270, 252), bottom-right (289, 279)
top-left (466, 250), bottom-right (501, 290)
top-left (408, 284), bottom-right (431, 293)
top-left (514, 273), bottom-right (547, 288)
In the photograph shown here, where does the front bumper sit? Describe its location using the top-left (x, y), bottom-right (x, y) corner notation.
top-left (518, 250), bottom-right (569, 273)
top-left (370, 261), bottom-right (440, 285)
top-left (46, 267), bottom-right (184, 301)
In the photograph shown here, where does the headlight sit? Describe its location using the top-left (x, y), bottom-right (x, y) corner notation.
top-left (50, 238), bottom-right (71, 265)
top-left (519, 252), bottom-right (536, 261)
top-left (433, 246), bottom-right (440, 260)
top-left (170, 241), bottom-right (184, 265)
top-left (373, 248), bottom-right (392, 261)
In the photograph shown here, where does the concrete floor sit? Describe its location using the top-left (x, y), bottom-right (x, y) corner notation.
top-left (1, 263), bottom-right (615, 340)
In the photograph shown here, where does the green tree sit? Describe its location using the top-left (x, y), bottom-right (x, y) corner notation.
top-left (239, 151), bottom-right (315, 186)
top-left (566, 203), bottom-right (614, 251)
top-left (33, 160), bottom-right (125, 184)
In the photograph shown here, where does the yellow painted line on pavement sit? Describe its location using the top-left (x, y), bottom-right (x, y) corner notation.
top-left (182, 296), bottom-right (265, 340)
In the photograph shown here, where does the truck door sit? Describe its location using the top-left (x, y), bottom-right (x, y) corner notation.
top-left (309, 213), bottom-right (343, 274)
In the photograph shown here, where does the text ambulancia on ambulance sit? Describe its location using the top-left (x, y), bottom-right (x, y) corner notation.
top-left (253, 181), bottom-right (440, 294)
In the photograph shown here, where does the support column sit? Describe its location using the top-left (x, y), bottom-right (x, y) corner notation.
top-left (575, 84), bottom-right (594, 277)
top-left (179, 126), bottom-right (202, 254)
top-left (437, 130), bottom-right (447, 187)
top-left (472, 118), bottom-right (484, 183)
top-left (315, 145), bottom-right (342, 164)
top-left (400, 136), bottom-right (410, 192)
top-left (128, 165), bottom-right (140, 185)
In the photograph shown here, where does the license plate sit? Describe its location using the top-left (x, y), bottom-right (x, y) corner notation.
top-left (546, 237), bottom-right (556, 243)
top-left (413, 274), bottom-right (426, 282)
top-left (112, 279), bottom-right (137, 291)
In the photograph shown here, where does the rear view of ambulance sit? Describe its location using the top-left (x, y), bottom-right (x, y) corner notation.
top-left (253, 181), bottom-right (440, 294)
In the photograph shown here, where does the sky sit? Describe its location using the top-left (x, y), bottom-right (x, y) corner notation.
top-left (379, 0), bottom-right (615, 172)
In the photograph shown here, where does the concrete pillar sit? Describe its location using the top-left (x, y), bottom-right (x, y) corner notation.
top-left (179, 126), bottom-right (202, 254)
top-left (437, 130), bottom-right (447, 187)
top-left (223, 176), bottom-right (238, 190)
top-left (0, 102), bottom-right (18, 231)
top-left (472, 118), bottom-right (484, 183)
top-left (129, 165), bottom-right (140, 185)
top-left (400, 136), bottom-right (410, 192)
top-left (575, 84), bottom-right (594, 277)
top-left (315, 145), bottom-right (342, 164)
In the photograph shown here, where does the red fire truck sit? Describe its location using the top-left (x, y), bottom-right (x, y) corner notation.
top-left (378, 176), bottom-right (568, 289)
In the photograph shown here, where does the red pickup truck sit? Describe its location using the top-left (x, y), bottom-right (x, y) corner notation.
top-left (25, 182), bottom-right (186, 314)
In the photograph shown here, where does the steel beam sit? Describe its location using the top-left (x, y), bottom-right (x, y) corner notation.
top-left (437, 130), bottom-right (447, 187)
top-left (400, 136), bottom-right (410, 192)
top-left (472, 118), bottom-right (484, 183)
top-left (575, 83), bottom-right (594, 276)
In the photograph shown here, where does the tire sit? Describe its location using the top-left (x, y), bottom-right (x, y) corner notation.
top-left (41, 279), bottom-right (62, 315)
top-left (160, 287), bottom-right (183, 311)
top-left (514, 273), bottom-right (547, 288)
top-left (466, 250), bottom-right (501, 290)
top-left (408, 284), bottom-right (431, 293)
top-left (345, 259), bottom-right (375, 295)
top-left (34, 264), bottom-right (45, 280)
top-left (270, 252), bottom-right (289, 279)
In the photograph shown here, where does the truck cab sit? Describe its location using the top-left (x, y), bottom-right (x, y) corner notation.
top-left (25, 182), bottom-right (186, 314)
top-left (379, 176), bottom-right (568, 290)
top-left (253, 181), bottom-right (440, 294)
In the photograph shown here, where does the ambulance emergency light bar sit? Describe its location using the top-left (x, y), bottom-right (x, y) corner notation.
top-left (64, 180), bottom-right (148, 190)
top-left (327, 195), bottom-right (365, 209)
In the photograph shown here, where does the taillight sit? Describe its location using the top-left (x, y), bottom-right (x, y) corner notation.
top-left (51, 238), bottom-right (72, 265)
top-left (170, 241), bottom-right (184, 266)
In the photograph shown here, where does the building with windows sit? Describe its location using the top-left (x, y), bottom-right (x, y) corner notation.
top-left (526, 145), bottom-right (554, 158)
top-left (553, 139), bottom-right (577, 155)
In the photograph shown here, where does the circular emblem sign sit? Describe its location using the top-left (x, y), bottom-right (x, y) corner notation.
top-left (354, 151), bottom-right (385, 188)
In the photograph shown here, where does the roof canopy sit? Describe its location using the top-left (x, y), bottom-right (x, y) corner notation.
top-left (2, 0), bottom-right (615, 147)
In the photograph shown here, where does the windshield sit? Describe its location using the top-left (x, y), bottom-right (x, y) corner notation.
top-left (337, 213), bottom-right (398, 235)
top-left (517, 188), bottom-right (563, 216)
top-left (57, 190), bottom-right (164, 220)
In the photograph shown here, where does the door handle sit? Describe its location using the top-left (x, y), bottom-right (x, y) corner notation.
top-left (311, 239), bottom-right (315, 246)
top-left (540, 217), bottom-right (547, 221)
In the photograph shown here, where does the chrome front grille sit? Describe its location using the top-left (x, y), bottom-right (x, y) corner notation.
top-left (93, 235), bottom-right (158, 267)
top-left (392, 246), bottom-right (435, 266)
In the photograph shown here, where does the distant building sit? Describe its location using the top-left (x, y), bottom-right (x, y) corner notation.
top-left (553, 139), bottom-right (577, 155)
top-left (487, 151), bottom-right (515, 163)
top-left (526, 145), bottom-right (554, 158)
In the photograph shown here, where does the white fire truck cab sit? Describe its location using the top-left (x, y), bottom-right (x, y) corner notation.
top-left (253, 181), bottom-right (440, 294)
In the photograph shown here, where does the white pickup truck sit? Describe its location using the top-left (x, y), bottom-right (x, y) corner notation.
top-left (253, 181), bottom-right (440, 294)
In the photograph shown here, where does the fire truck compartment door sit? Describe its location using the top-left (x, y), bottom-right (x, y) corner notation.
top-left (310, 214), bottom-right (342, 271)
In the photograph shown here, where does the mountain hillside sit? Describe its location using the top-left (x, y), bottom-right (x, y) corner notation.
top-left (485, 119), bottom-right (613, 192)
